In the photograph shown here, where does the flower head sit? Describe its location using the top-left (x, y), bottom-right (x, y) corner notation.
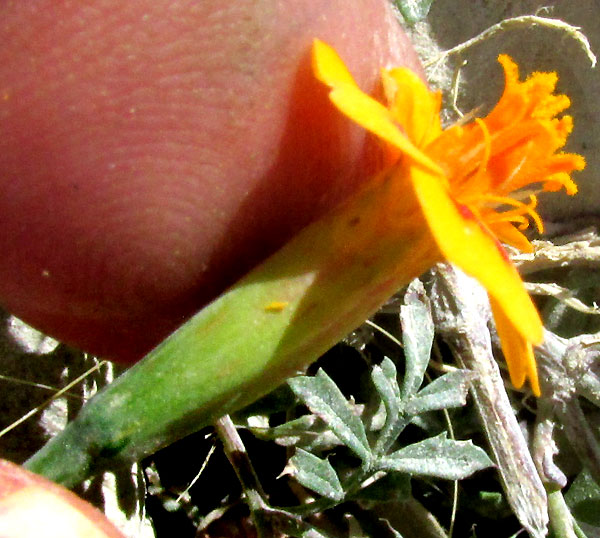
top-left (313, 39), bottom-right (585, 396)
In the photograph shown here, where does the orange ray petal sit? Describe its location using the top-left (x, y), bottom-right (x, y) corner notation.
top-left (312, 38), bottom-right (359, 88)
top-left (312, 40), bottom-right (442, 176)
top-left (409, 165), bottom-right (543, 345)
top-left (490, 296), bottom-right (541, 396)
top-left (381, 68), bottom-right (443, 147)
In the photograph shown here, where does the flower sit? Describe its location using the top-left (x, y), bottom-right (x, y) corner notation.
top-left (312, 39), bottom-right (585, 396)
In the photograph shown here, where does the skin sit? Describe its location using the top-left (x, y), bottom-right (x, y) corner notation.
top-left (0, 0), bottom-right (421, 362)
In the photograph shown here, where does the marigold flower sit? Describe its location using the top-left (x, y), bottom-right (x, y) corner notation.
top-left (313, 39), bottom-right (585, 396)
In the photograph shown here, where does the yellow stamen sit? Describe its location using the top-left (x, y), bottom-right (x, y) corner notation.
top-left (474, 194), bottom-right (544, 233)
top-left (475, 118), bottom-right (492, 177)
top-left (312, 40), bottom-right (585, 396)
top-left (543, 173), bottom-right (579, 195)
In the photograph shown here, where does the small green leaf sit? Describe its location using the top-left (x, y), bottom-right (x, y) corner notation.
top-left (404, 370), bottom-right (474, 415)
top-left (472, 491), bottom-right (512, 520)
top-left (249, 415), bottom-right (343, 453)
top-left (395, 0), bottom-right (435, 24)
top-left (565, 469), bottom-right (600, 527)
top-left (295, 528), bottom-right (330, 538)
top-left (289, 369), bottom-right (371, 462)
top-left (401, 280), bottom-right (434, 397)
top-left (378, 432), bottom-right (493, 480)
top-left (290, 448), bottom-right (344, 501)
top-left (371, 358), bottom-right (401, 430)
top-left (298, 529), bottom-right (330, 538)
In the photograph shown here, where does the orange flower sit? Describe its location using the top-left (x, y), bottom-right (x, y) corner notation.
top-left (313, 39), bottom-right (585, 396)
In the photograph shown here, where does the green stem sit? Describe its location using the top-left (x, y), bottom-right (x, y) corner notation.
top-left (25, 172), bottom-right (434, 487)
top-left (547, 489), bottom-right (578, 538)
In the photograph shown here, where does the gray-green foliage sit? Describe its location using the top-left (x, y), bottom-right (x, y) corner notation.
top-left (290, 449), bottom-right (344, 502)
top-left (394, 0), bottom-right (436, 24)
top-left (249, 281), bottom-right (491, 533)
top-left (288, 369), bottom-right (371, 463)
top-left (565, 470), bottom-right (600, 529)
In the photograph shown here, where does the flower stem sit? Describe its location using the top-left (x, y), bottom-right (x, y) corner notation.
top-left (25, 173), bottom-right (432, 487)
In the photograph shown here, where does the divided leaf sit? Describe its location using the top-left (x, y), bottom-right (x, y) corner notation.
top-left (288, 370), bottom-right (371, 462)
top-left (378, 433), bottom-right (493, 480)
top-left (249, 415), bottom-right (342, 453)
top-left (290, 449), bottom-right (344, 501)
top-left (371, 357), bottom-right (401, 431)
top-left (404, 369), bottom-right (474, 415)
top-left (400, 280), bottom-right (435, 398)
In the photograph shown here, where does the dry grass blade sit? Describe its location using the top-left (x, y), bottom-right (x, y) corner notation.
top-left (0, 360), bottom-right (106, 439)
top-left (428, 265), bottom-right (548, 538)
